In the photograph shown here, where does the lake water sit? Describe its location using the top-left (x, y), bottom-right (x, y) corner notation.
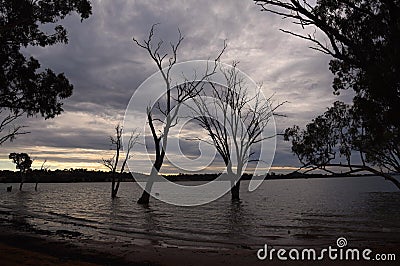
top-left (1, 176), bottom-right (399, 250)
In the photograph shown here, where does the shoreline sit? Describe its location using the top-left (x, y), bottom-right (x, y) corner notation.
top-left (0, 224), bottom-right (258, 266)
top-left (1, 224), bottom-right (399, 265)
top-left (0, 228), bottom-right (132, 266)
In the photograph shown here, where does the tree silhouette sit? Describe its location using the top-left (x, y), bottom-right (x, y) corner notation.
top-left (0, 0), bottom-right (92, 145)
top-left (35, 159), bottom-right (49, 191)
top-left (284, 101), bottom-right (400, 189)
top-left (133, 25), bottom-right (226, 204)
top-left (102, 124), bottom-right (140, 199)
top-left (256, 0), bottom-right (400, 180)
top-left (9, 152), bottom-right (32, 190)
top-left (191, 63), bottom-right (283, 200)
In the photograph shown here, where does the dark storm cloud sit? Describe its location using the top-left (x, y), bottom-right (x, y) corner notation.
top-left (1, 0), bottom-right (349, 172)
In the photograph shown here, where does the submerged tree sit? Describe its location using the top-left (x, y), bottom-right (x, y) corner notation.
top-left (256, 0), bottom-right (400, 182)
top-left (9, 152), bottom-right (32, 190)
top-left (132, 25), bottom-right (226, 204)
top-left (35, 159), bottom-right (49, 191)
top-left (284, 101), bottom-right (400, 189)
top-left (102, 124), bottom-right (140, 199)
top-left (0, 0), bottom-right (92, 145)
top-left (191, 63), bottom-right (283, 200)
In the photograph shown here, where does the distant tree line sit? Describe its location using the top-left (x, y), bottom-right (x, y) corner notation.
top-left (0, 169), bottom-right (133, 184)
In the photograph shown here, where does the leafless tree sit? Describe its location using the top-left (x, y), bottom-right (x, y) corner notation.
top-left (0, 110), bottom-right (29, 146)
top-left (102, 124), bottom-right (140, 198)
top-left (190, 63), bottom-right (284, 200)
top-left (35, 159), bottom-right (49, 191)
top-left (133, 24), bottom-right (226, 204)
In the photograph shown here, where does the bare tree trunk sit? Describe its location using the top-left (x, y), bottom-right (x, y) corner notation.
top-left (36, 159), bottom-right (46, 192)
top-left (137, 163), bottom-right (161, 205)
top-left (138, 190), bottom-right (151, 204)
top-left (112, 176), bottom-right (121, 199)
top-left (227, 165), bottom-right (240, 200)
top-left (231, 179), bottom-right (241, 201)
top-left (35, 174), bottom-right (39, 192)
top-left (104, 125), bottom-right (139, 199)
top-left (111, 174), bottom-right (116, 198)
top-left (115, 179), bottom-right (121, 195)
top-left (228, 164), bottom-right (241, 201)
top-left (19, 172), bottom-right (24, 191)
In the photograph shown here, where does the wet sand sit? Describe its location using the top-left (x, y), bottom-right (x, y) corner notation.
top-left (0, 243), bottom-right (98, 266)
top-left (1, 225), bottom-right (398, 266)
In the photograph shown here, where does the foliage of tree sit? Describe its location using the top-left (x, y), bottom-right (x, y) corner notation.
top-left (255, 1), bottom-right (400, 101)
top-left (102, 124), bottom-right (140, 198)
top-left (0, 0), bottom-right (92, 144)
top-left (284, 101), bottom-right (400, 189)
top-left (9, 152), bottom-right (32, 190)
top-left (256, 0), bottom-right (400, 183)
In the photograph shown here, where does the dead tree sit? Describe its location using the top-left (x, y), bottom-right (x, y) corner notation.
top-left (191, 63), bottom-right (284, 200)
top-left (133, 24), bottom-right (226, 204)
top-left (102, 124), bottom-right (140, 198)
top-left (35, 159), bottom-right (48, 191)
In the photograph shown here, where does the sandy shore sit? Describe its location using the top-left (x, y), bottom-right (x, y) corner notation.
top-left (0, 225), bottom-right (398, 265)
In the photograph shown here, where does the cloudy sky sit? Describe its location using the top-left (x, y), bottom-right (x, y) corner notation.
top-left (1, 0), bottom-right (353, 174)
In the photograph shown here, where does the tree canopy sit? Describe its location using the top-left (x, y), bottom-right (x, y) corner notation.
top-left (0, 0), bottom-right (92, 144)
top-left (133, 25), bottom-right (226, 204)
top-left (284, 101), bottom-right (400, 189)
top-left (9, 152), bottom-right (32, 173)
top-left (257, 0), bottom-right (400, 186)
top-left (191, 63), bottom-right (281, 200)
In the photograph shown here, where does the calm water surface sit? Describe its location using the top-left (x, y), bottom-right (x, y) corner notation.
top-left (0, 177), bottom-right (399, 249)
